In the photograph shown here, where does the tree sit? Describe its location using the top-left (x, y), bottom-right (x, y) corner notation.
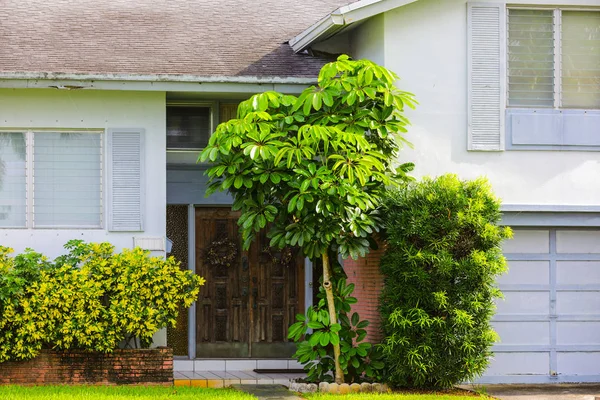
top-left (200, 55), bottom-right (415, 383)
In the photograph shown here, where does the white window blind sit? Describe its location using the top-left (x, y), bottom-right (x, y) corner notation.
top-left (33, 132), bottom-right (102, 228)
top-left (507, 9), bottom-right (555, 107)
top-left (0, 132), bottom-right (26, 227)
top-left (562, 11), bottom-right (600, 108)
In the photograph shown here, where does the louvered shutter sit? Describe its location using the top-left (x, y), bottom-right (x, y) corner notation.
top-left (107, 129), bottom-right (145, 231)
top-left (467, 3), bottom-right (505, 151)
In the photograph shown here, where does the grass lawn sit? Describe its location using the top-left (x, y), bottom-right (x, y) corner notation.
top-left (0, 386), bottom-right (257, 400)
top-left (0, 386), bottom-right (491, 400)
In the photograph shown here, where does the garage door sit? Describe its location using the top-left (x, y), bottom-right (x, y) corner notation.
top-left (481, 228), bottom-right (600, 383)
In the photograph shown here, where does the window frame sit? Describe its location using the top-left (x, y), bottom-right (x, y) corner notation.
top-left (506, 5), bottom-right (600, 110)
top-left (0, 128), bottom-right (105, 229)
top-left (505, 5), bottom-right (600, 151)
top-left (166, 101), bottom-right (215, 152)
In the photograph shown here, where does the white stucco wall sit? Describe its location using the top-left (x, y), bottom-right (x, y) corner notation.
top-left (351, 14), bottom-right (385, 66)
top-left (351, 0), bottom-right (600, 206)
top-left (0, 89), bottom-right (166, 258)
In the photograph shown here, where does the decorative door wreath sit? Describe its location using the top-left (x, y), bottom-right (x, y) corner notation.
top-left (204, 237), bottom-right (238, 268)
top-left (261, 246), bottom-right (294, 266)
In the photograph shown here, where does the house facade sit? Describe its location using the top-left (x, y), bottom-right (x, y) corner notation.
top-left (294, 0), bottom-right (600, 383)
top-left (0, 0), bottom-right (599, 384)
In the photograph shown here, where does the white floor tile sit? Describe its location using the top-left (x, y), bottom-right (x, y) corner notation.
top-left (195, 360), bottom-right (226, 371)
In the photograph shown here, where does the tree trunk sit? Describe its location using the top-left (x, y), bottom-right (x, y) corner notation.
top-left (321, 250), bottom-right (344, 384)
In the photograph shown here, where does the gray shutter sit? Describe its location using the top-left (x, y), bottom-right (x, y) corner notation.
top-left (467, 3), bottom-right (505, 151)
top-left (107, 129), bottom-right (145, 231)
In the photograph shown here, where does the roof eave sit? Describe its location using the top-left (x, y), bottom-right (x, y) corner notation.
top-left (0, 71), bottom-right (318, 85)
top-left (289, 12), bottom-right (346, 53)
top-left (290, 0), bottom-right (420, 53)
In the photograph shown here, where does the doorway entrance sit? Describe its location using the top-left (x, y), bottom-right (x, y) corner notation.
top-left (195, 207), bottom-right (305, 358)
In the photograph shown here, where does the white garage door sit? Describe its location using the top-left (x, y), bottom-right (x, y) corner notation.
top-left (481, 228), bottom-right (600, 383)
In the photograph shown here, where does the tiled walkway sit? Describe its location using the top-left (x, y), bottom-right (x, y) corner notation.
top-left (174, 370), bottom-right (305, 388)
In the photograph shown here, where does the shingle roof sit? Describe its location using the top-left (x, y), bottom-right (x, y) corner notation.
top-left (0, 0), bottom-right (353, 79)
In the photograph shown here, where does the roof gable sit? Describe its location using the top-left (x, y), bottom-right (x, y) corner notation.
top-left (290, 0), bottom-right (421, 52)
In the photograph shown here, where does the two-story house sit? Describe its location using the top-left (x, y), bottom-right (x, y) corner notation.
top-left (0, 0), bottom-right (598, 384)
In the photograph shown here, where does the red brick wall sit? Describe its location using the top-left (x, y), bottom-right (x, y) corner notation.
top-left (344, 244), bottom-right (385, 344)
top-left (0, 348), bottom-right (173, 385)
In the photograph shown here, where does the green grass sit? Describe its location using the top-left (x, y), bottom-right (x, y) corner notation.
top-left (0, 386), bottom-right (491, 400)
top-left (0, 386), bottom-right (257, 400)
top-left (304, 393), bottom-right (487, 400)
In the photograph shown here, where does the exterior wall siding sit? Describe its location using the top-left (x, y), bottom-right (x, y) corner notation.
top-left (350, 13), bottom-right (385, 66)
top-left (360, 0), bottom-right (600, 207)
top-left (0, 89), bottom-right (166, 258)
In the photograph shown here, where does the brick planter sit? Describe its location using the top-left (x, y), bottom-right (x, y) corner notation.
top-left (0, 348), bottom-right (173, 385)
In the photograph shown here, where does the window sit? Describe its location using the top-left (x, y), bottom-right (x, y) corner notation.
top-left (0, 133), bottom-right (26, 227)
top-left (0, 130), bottom-right (103, 228)
top-left (167, 104), bottom-right (212, 150)
top-left (508, 8), bottom-right (600, 109)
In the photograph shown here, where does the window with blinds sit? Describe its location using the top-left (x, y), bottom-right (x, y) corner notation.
top-left (167, 105), bottom-right (212, 149)
top-left (562, 11), bottom-right (600, 108)
top-left (0, 131), bottom-right (103, 229)
top-left (508, 8), bottom-right (600, 109)
top-left (0, 133), bottom-right (26, 227)
top-left (33, 132), bottom-right (102, 228)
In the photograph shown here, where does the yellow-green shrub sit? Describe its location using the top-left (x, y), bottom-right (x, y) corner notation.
top-left (0, 240), bottom-right (204, 362)
top-left (0, 248), bottom-right (51, 362)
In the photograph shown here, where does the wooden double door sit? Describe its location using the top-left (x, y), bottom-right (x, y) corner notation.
top-left (195, 207), bottom-right (305, 358)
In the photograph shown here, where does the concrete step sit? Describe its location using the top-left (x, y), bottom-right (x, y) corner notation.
top-left (173, 370), bottom-right (304, 388)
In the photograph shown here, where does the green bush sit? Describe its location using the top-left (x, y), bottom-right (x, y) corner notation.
top-left (0, 248), bottom-right (50, 362)
top-left (0, 240), bottom-right (204, 363)
top-left (288, 262), bottom-right (384, 383)
top-left (379, 174), bottom-right (512, 389)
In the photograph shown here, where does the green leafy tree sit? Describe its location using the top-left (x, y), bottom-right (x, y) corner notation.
top-left (200, 55), bottom-right (415, 383)
top-left (379, 175), bottom-right (513, 388)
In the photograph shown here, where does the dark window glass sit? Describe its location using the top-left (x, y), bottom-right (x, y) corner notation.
top-left (167, 106), bottom-right (211, 149)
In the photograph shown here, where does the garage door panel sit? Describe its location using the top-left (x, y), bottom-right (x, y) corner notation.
top-left (557, 292), bottom-right (600, 314)
top-left (496, 291), bottom-right (549, 315)
top-left (498, 261), bottom-right (549, 285)
top-left (557, 322), bottom-right (600, 345)
top-left (558, 352), bottom-right (600, 375)
top-left (557, 231), bottom-right (600, 254)
top-left (494, 321), bottom-right (550, 345)
top-left (503, 230), bottom-right (549, 254)
top-left (482, 227), bottom-right (600, 383)
top-left (557, 261), bottom-right (600, 285)
top-left (486, 352), bottom-right (549, 375)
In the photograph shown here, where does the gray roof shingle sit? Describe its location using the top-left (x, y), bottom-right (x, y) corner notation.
top-left (0, 0), bottom-right (353, 79)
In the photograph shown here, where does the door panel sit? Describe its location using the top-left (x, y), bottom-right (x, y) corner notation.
top-left (195, 207), bottom-right (304, 358)
top-left (196, 207), bottom-right (249, 358)
top-left (250, 230), bottom-right (304, 358)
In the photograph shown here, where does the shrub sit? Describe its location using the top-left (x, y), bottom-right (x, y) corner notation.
top-left (0, 248), bottom-right (50, 362)
top-left (288, 262), bottom-right (384, 383)
top-left (379, 174), bottom-right (512, 389)
top-left (0, 240), bottom-right (204, 362)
